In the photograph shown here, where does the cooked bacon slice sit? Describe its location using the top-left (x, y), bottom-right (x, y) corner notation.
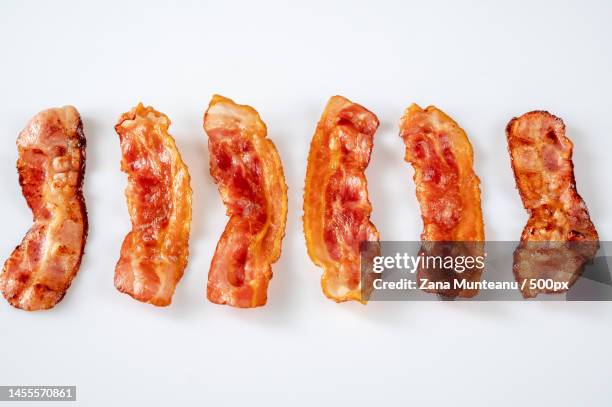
top-left (399, 104), bottom-right (484, 298)
top-left (204, 95), bottom-right (287, 308)
top-left (0, 106), bottom-right (87, 311)
top-left (114, 104), bottom-right (192, 306)
top-left (506, 111), bottom-right (598, 298)
top-left (303, 95), bottom-right (380, 303)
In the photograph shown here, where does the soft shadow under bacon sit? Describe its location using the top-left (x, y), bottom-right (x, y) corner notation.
top-left (399, 104), bottom-right (485, 298)
top-left (114, 104), bottom-right (192, 306)
top-left (204, 95), bottom-right (287, 308)
top-left (303, 95), bottom-right (380, 303)
top-left (506, 111), bottom-right (598, 298)
top-left (0, 106), bottom-right (87, 311)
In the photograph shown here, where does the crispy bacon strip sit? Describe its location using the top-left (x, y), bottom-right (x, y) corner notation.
top-left (303, 95), bottom-right (380, 303)
top-left (399, 104), bottom-right (484, 298)
top-left (114, 104), bottom-right (192, 306)
top-left (204, 95), bottom-right (287, 307)
top-left (507, 111), bottom-right (598, 297)
top-left (0, 106), bottom-right (87, 311)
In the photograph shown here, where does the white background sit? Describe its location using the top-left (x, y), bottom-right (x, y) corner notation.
top-left (1, 0), bottom-right (611, 406)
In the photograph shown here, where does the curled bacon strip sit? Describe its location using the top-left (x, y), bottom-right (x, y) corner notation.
top-left (204, 95), bottom-right (287, 308)
top-left (507, 111), bottom-right (598, 297)
top-left (399, 104), bottom-right (484, 298)
top-left (114, 104), bottom-right (192, 306)
top-left (0, 106), bottom-right (87, 311)
top-left (303, 95), bottom-right (380, 303)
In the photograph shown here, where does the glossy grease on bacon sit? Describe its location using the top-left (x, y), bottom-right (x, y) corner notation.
top-left (114, 104), bottom-right (192, 306)
top-left (399, 104), bottom-right (484, 298)
top-left (204, 95), bottom-right (287, 308)
top-left (303, 95), bottom-right (380, 303)
top-left (1, 106), bottom-right (87, 311)
top-left (507, 111), bottom-right (598, 298)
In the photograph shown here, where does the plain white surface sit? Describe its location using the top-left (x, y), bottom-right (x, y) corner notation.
top-left (1, 0), bottom-right (612, 406)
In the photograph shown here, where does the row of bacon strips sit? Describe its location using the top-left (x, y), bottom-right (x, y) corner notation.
top-left (0, 96), bottom-right (598, 310)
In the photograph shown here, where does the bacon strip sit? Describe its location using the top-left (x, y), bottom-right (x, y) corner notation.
top-left (506, 111), bottom-right (598, 297)
top-left (0, 106), bottom-right (87, 311)
top-left (204, 95), bottom-right (287, 307)
top-left (114, 104), bottom-right (192, 306)
top-left (303, 95), bottom-right (380, 303)
top-left (399, 104), bottom-right (484, 298)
